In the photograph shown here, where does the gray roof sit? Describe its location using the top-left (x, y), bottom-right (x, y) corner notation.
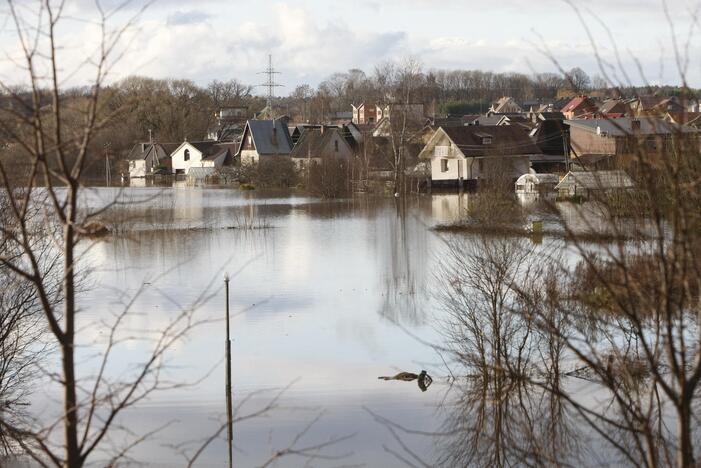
top-left (566, 117), bottom-right (698, 136)
top-left (187, 167), bottom-right (216, 179)
top-left (126, 142), bottom-right (179, 161)
top-left (555, 170), bottom-right (634, 190)
top-left (242, 120), bottom-right (293, 155)
top-left (472, 115), bottom-right (507, 126)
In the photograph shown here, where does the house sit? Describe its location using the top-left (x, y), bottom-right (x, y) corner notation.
top-left (555, 170), bottom-right (634, 198)
top-left (417, 125), bottom-right (544, 187)
top-left (489, 96), bottom-right (523, 114)
top-left (430, 114), bottom-right (480, 128)
top-left (289, 127), bottom-right (354, 168)
top-left (515, 173), bottom-right (560, 195)
top-left (377, 103), bottom-right (425, 122)
top-left (170, 141), bottom-right (235, 175)
top-left (664, 111), bottom-right (701, 128)
top-left (566, 117), bottom-right (698, 168)
top-left (236, 119), bottom-right (293, 165)
top-left (529, 119), bottom-right (569, 173)
top-left (206, 106), bottom-right (248, 142)
top-left (561, 95), bottom-right (598, 119)
top-left (126, 142), bottom-right (179, 178)
top-left (352, 103), bottom-right (379, 125)
top-left (598, 99), bottom-right (630, 118)
top-left (629, 96), bottom-right (685, 117)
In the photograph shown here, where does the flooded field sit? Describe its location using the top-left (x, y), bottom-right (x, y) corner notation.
top-left (8, 185), bottom-right (649, 467)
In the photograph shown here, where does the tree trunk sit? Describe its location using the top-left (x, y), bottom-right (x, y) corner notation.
top-left (63, 193), bottom-right (80, 468)
top-left (677, 397), bottom-right (694, 468)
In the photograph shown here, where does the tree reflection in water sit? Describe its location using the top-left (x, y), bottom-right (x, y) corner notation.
top-left (435, 235), bottom-right (583, 467)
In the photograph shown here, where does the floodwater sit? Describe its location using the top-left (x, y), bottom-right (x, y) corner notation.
top-left (14, 185), bottom-right (622, 467)
top-left (24, 185), bottom-right (482, 467)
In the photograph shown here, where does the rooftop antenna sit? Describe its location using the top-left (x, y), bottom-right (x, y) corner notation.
top-left (257, 54), bottom-right (283, 110)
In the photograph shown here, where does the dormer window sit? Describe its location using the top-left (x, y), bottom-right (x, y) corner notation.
top-left (184, 149), bottom-right (190, 161)
top-left (482, 137), bottom-right (492, 145)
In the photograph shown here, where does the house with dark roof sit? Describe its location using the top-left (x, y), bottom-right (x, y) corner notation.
top-left (598, 99), bottom-right (630, 118)
top-left (561, 95), bottom-right (598, 119)
top-left (171, 140), bottom-right (236, 175)
top-left (290, 127), bottom-right (354, 168)
top-left (567, 117), bottom-right (699, 168)
top-left (528, 119), bottom-right (570, 173)
top-left (236, 119), bottom-right (293, 165)
top-left (630, 96), bottom-right (685, 117)
top-left (126, 142), bottom-right (180, 178)
top-left (418, 126), bottom-right (544, 187)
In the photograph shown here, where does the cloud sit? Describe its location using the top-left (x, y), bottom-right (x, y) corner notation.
top-left (0, 0), bottom-right (699, 89)
top-left (166, 10), bottom-right (211, 26)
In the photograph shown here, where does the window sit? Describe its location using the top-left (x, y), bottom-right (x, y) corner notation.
top-left (478, 159), bottom-right (484, 172)
top-left (482, 137), bottom-right (492, 145)
top-left (184, 149), bottom-right (190, 161)
top-left (441, 159), bottom-right (449, 172)
top-left (334, 140), bottom-right (339, 152)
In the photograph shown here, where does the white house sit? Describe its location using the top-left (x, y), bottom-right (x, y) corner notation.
top-left (418, 126), bottom-right (543, 187)
top-left (171, 141), bottom-right (234, 175)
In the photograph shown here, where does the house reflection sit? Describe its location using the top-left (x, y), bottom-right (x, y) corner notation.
top-left (431, 193), bottom-right (470, 224)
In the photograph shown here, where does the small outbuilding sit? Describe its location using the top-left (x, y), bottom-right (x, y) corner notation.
top-left (555, 170), bottom-right (634, 198)
top-left (515, 173), bottom-right (560, 195)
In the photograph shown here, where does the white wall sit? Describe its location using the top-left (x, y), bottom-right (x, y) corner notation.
top-left (128, 160), bottom-right (146, 178)
top-left (171, 143), bottom-right (203, 173)
top-left (240, 149), bottom-right (259, 165)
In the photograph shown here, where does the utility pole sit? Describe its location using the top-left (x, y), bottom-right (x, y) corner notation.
top-left (224, 275), bottom-right (233, 468)
top-left (257, 55), bottom-right (283, 113)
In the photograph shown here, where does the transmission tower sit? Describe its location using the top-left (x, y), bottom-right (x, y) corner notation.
top-left (257, 55), bottom-right (283, 110)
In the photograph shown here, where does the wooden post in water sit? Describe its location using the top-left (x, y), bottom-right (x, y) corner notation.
top-left (224, 275), bottom-right (233, 468)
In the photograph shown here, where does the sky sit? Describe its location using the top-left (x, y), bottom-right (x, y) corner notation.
top-left (1, 0), bottom-right (701, 94)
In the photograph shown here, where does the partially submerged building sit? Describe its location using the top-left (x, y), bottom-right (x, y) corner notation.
top-left (289, 127), bottom-right (354, 168)
top-left (171, 141), bottom-right (236, 175)
top-left (555, 170), bottom-right (634, 198)
top-left (515, 173), bottom-right (560, 195)
top-left (418, 125), bottom-right (544, 187)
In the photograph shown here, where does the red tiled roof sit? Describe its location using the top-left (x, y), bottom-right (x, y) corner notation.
top-left (562, 96), bottom-right (597, 114)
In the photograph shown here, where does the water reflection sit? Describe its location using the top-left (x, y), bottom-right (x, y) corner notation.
top-left (11, 185), bottom-right (648, 466)
top-left (66, 188), bottom-right (450, 466)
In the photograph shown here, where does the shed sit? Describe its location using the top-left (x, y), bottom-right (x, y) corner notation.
top-left (555, 170), bottom-right (634, 198)
top-left (515, 173), bottom-right (560, 195)
top-left (186, 167), bottom-right (216, 182)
